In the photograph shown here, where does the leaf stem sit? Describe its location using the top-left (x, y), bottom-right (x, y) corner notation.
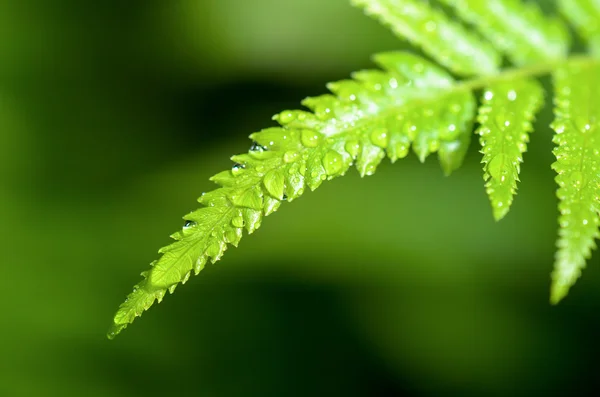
top-left (457, 55), bottom-right (599, 93)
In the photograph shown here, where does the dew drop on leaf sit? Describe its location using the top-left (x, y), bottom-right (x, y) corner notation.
top-left (370, 128), bottom-right (389, 148)
top-left (345, 139), bottom-right (360, 158)
top-left (440, 123), bottom-right (458, 140)
top-left (283, 151), bottom-right (299, 163)
top-left (412, 63), bottom-right (425, 74)
top-left (393, 142), bottom-right (409, 159)
top-left (232, 163), bottom-right (245, 175)
top-left (231, 216), bottom-right (245, 228)
top-left (428, 140), bottom-right (440, 153)
top-left (488, 154), bottom-right (510, 181)
top-left (184, 220), bottom-right (197, 229)
top-left (450, 103), bottom-right (462, 114)
top-left (301, 130), bottom-right (321, 148)
top-left (250, 142), bottom-right (267, 152)
top-left (570, 171), bottom-right (584, 189)
top-left (323, 150), bottom-right (344, 176)
top-left (278, 111), bottom-right (296, 124)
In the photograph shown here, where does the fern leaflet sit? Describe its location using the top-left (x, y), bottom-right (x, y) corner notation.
top-left (108, 52), bottom-right (477, 338)
top-left (550, 62), bottom-right (600, 304)
top-left (558, 0), bottom-right (600, 55)
top-left (439, 0), bottom-right (569, 65)
top-left (351, 0), bottom-right (501, 76)
top-left (478, 80), bottom-right (544, 220)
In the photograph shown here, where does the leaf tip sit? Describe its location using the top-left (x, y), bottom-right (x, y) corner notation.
top-left (107, 322), bottom-right (126, 340)
top-left (492, 206), bottom-right (509, 222)
top-left (550, 283), bottom-right (569, 305)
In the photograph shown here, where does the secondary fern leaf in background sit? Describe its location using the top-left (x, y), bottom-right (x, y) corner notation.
top-left (439, 0), bottom-right (570, 65)
top-left (558, 0), bottom-right (600, 55)
top-left (110, 0), bottom-right (600, 338)
top-left (551, 62), bottom-right (600, 304)
top-left (350, 0), bottom-right (501, 75)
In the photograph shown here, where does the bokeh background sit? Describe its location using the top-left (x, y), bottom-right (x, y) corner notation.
top-left (2, 0), bottom-right (600, 396)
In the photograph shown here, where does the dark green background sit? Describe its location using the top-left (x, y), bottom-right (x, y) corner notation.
top-left (2, 0), bottom-right (599, 395)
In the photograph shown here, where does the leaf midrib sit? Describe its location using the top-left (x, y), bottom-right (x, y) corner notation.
top-left (328, 55), bottom-right (599, 140)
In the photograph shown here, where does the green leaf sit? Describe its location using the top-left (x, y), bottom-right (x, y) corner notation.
top-left (478, 79), bottom-right (544, 220)
top-left (550, 61), bottom-right (600, 304)
top-left (440, 0), bottom-right (570, 65)
top-left (108, 51), bottom-right (477, 338)
top-left (109, 0), bottom-right (600, 338)
top-left (351, 0), bottom-right (501, 76)
top-left (558, 0), bottom-right (600, 56)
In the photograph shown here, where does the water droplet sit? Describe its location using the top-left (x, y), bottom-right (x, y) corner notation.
top-left (231, 216), bottom-right (244, 228)
top-left (278, 111), bottom-right (296, 124)
top-left (283, 151), bottom-right (299, 163)
top-left (425, 21), bottom-right (437, 32)
top-left (345, 140), bottom-right (360, 158)
top-left (394, 142), bottom-right (409, 159)
top-left (488, 154), bottom-right (510, 181)
top-left (583, 219), bottom-right (589, 226)
top-left (428, 140), bottom-right (440, 152)
top-left (315, 105), bottom-right (332, 119)
top-left (570, 171), bottom-right (584, 188)
top-left (507, 90), bottom-right (517, 101)
top-left (370, 128), bottom-right (389, 148)
top-left (301, 130), bottom-right (321, 148)
top-left (554, 124), bottom-right (565, 134)
top-left (441, 124), bottom-right (458, 140)
top-left (232, 163), bottom-right (245, 175)
top-left (412, 63), bottom-right (425, 74)
top-left (407, 125), bottom-right (418, 140)
top-left (184, 220), bottom-right (197, 229)
top-left (250, 142), bottom-right (267, 152)
top-left (484, 91), bottom-right (494, 101)
top-left (323, 150), bottom-right (344, 175)
top-left (365, 164), bottom-right (377, 176)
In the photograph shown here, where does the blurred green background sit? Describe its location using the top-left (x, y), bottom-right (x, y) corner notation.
top-left (2, 0), bottom-right (600, 396)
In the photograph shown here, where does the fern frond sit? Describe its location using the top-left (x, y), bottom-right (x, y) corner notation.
top-left (110, 0), bottom-right (600, 337)
top-left (439, 0), bottom-right (570, 65)
top-left (550, 62), bottom-right (600, 304)
top-left (478, 80), bottom-right (544, 220)
top-left (558, 0), bottom-right (600, 56)
top-left (108, 52), bottom-right (477, 338)
top-left (351, 0), bottom-right (501, 76)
